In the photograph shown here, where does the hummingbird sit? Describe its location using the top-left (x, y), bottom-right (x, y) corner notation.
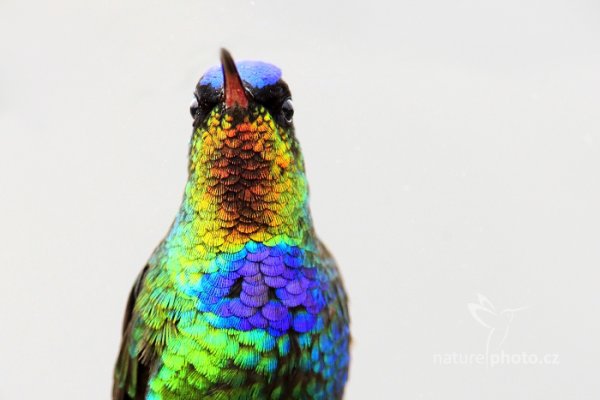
top-left (113, 49), bottom-right (350, 399)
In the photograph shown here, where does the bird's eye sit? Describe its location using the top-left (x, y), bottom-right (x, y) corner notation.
top-left (190, 95), bottom-right (199, 118)
top-left (281, 99), bottom-right (294, 124)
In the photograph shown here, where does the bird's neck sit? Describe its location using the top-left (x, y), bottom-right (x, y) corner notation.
top-left (164, 145), bottom-right (313, 258)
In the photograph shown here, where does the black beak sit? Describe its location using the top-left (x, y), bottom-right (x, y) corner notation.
top-left (220, 48), bottom-right (248, 109)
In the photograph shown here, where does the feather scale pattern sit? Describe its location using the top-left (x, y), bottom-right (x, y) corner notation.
top-left (113, 61), bottom-right (350, 400)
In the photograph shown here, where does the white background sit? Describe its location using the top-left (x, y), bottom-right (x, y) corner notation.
top-left (1, 0), bottom-right (600, 398)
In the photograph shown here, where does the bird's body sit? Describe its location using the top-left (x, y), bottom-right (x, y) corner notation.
top-left (113, 50), bottom-right (350, 400)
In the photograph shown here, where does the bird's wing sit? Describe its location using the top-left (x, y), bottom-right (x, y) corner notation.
top-left (113, 265), bottom-right (152, 400)
top-left (316, 239), bottom-right (351, 398)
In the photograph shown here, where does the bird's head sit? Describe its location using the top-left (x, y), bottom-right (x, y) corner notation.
top-left (184, 49), bottom-right (310, 245)
top-left (191, 49), bottom-right (295, 131)
top-left (188, 48), bottom-right (300, 173)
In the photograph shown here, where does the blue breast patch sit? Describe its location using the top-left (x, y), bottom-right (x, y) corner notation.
top-left (182, 241), bottom-right (326, 337)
